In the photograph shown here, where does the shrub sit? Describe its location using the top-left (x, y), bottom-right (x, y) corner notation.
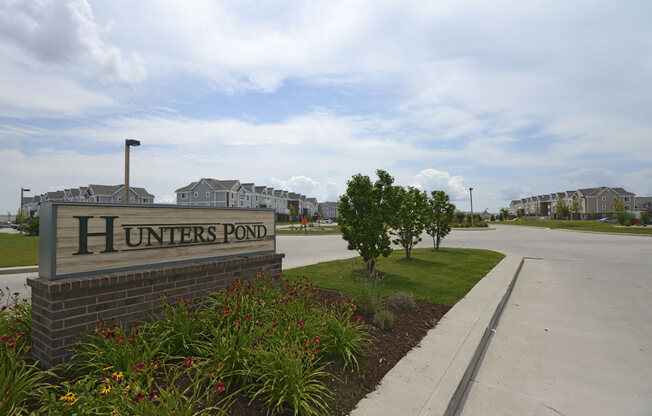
top-left (21, 217), bottom-right (39, 235)
top-left (387, 291), bottom-right (415, 311)
top-left (373, 309), bottom-right (395, 331)
top-left (1, 344), bottom-right (52, 416)
top-left (617, 212), bottom-right (636, 226)
top-left (149, 295), bottom-right (207, 357)
top-left (640, 212), bottom-right (650, 225)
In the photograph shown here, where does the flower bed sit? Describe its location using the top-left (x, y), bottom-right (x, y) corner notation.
top-left (1, 273), bottom-right (450, 415)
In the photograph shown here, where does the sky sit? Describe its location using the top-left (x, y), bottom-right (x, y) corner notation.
top-left (1, 0), bottom-right (651, 215)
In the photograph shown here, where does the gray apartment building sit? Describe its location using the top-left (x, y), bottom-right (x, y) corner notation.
top-left (509, 186), bottom-right (636, 219)
top-left (175, 178), bottom-right (319, 221)
top-left (23, 184), bottom-right (155, 217)
top-left (318, 201), bottom-right (339, 220)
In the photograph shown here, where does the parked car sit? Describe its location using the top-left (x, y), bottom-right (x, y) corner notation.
top-left (317, 218), bottom-right (333, 224)
top-left (0, 221), bottom-right (12, 228)
top-left (597, 217), bottom-right (617, 223)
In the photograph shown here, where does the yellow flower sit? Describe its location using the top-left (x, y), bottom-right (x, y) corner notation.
top-left (103, 365), bottom-right (115, 370)
top-left (101, 385), bottom-right (112, 395)
top-left (58, 392), bottom-right (77, 402)
top-left (111, 411), bottom-right (118, 416)
top-left (62, 398), bottom-right (79, 406)
top-left (77, 379), bottom-right (83, 384)
top-left (112, 371), bottom-right (123, 379)
top-left (125, 385), bottom-right (131, 391)
top-left (61, 381), bottom-right (71, 385)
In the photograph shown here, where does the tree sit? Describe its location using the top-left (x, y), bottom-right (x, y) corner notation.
top-left (317, 205), bottom-right (323, 221)
top-left (612, 197), bottom-right (625, 213)
top-left (425, 190), bottom-right (456, 251)
top-left (454, 211), bottom-right (466, 223)
top-left (499, 208), bottom-right (510, 221)
top-left (16, 208), bottom-right (26, 235)
top-left (289, 204), bottom-right (296, 221)
top-left (569, 200), bottom-right (582, 220)
top-left (390, 186), bottom-right (428, 259)
top-left (555, 199), bottom-right (568, 223)
top-left (338, 169), bottom-right (398, 269)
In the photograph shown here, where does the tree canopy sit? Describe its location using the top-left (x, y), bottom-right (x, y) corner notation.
top-left (338, 169), bottom-right (398, 268)
top-left (425, 190), bottom-right (456, 251)
top-left (391, 186), bottom-right (428, 259)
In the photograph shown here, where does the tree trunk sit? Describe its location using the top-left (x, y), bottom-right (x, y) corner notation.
top-left (435, 232), bottom-right (441, 251)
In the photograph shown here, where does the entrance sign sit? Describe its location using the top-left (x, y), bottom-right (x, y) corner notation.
top-left (39, 202), bottom-right (276, 280)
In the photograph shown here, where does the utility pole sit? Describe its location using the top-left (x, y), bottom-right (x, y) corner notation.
top-left (124, 139), bottom-right (141, 203)
top-left (469, 187), bottom-right (474, 228)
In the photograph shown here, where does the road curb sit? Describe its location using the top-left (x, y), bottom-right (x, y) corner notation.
top-left (0, 266), bottom-right (38, 275)
top-left (495, 224), bottom-right (652, 237)
top-left (350, 254), bottom-right (523, 416)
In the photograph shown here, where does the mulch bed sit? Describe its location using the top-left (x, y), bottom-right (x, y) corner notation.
top-left (227, 289), bottom-right (450, 415)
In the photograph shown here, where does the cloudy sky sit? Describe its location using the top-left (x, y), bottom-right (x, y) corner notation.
top-left (1, 0), bottom-right (651, 215)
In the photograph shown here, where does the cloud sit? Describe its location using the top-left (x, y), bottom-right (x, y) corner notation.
top-left (499, 184), bottom-right (528, 201)
top-left (411, 169), bottom-right (467, 200)
top-left (0, 61), bottom-right (115, 117)
top-left (268, 176), bottom-right (320, 195)
top-left (559, 168), bottom-right (618, 187)
top-left (0, 0), bottom-right (146, 83)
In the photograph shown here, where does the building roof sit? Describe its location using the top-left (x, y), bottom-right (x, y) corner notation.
top-left (306, 197), bottom-right (318, 204)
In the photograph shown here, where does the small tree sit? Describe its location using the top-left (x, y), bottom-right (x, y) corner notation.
top-left (569, 200), bottom-right (582, 220)
top-left (612, 197), bottom-right (625, 213)
top-left (499, 208), bottom-right (510, 221)
top-left (425, 190), bottom-right (456, 251)
top-left (391, 186), bottom-right (428, 259)
top-left (317, 205), bottom-right (323, 221)
top-left (16, 208), bottom-right (26, 235)
top-left (289, 204), bottom-right (296, 222)
top-left (454, 211), bottom-right (466, 223)
top-left (555, 199), bottom-right (568, 223)
top-left (338, 169), bottom-right (398, 269)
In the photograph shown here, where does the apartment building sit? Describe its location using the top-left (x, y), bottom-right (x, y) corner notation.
top-left (319, 201), bottom-right (339, 220)
top-left (22, 184), bottom-right (155, 217)
top-left (175, 178), bottom-right (319, 221)
top-left (509, 186), bottom-right (636, 219)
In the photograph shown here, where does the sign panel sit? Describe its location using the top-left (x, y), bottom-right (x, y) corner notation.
top-left (39, 202), bottom-right (276, 280)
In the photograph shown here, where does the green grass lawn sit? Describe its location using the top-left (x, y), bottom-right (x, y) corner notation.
top-left (0, 233), bottom-right (39, 267)
top-left (283, 247), bottom-right (505, 306)
top-left (276, 225), bottom-right (341, 235)
top-left (495, 220), bottom-right (652, 234)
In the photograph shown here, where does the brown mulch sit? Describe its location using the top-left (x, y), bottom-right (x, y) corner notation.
top-left (227, 289), bottom-right (450, 415)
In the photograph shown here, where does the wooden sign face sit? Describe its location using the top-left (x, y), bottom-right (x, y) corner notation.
top-left (39, 203), bottom-right (275, 279)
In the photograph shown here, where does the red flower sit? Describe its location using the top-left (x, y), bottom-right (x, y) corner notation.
top-left (244, 315), bottom-right (251, 320)
top-left (214, 381), bottom-right (226, 394)
top-left (13, 319), bottom-right (21, 324)
top-left (133, 392), bottom-right (145, 403)
top-left (13, 292), bottom-right (19, 297)
top-left (1, 306), bottom-right (6, 311)
top-left (183, 298), bottom-right (191, 304)
top-left (279, 273), bottom-right (285, 278)
top-left (106, 331), bottom-right (116, 339)
top-left (313, 336), bottom-right (321, 344)
top-left (116, 336), bottom-right (126, 343)
top-left (182, 356), bottom-right (195, 367)
top-left (221, 308), bottom-right (231, 316)
top-left (296, 320), bottom-right (304, 327)
top-left (355, 316), bottom-right (363, 322)
top-left (131, 362), bottom-right (145, 372)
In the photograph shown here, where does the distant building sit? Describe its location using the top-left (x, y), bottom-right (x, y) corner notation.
top-left (509, 186), bottom-right (636, 219)
top-left (175, 178), bottom-right (320, 221)
top-left (635, 196), bottom-right (652, 213)
top-left (23, 184), bottom-right (155, 217)
top-left (319, 202), bottom-right (339, 220)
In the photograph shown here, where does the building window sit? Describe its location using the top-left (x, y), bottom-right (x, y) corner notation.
top-left (602, 205), bottom-right (606, 210)
top-left (117, 196), bottom-right (122, 202)
top-left (181, 193), bottom-right (187, 199)
top-left (625, 205), bottom-right (631, 211)
top-left (130, 197), bottom-right (135, 202)
top-left (602, 196), bottom-right (606, 201)
top-left (624, 196), bottom-right (630, 202)
top-left (206, 191), bottom-right (210, 197)
top-left (194, 192), bottom-right (198, 198)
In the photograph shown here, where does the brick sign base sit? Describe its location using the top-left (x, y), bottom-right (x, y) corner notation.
top-left (27, 253), bottom-right (284, 367)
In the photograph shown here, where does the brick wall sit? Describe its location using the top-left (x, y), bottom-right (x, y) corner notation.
top-left (27, 253), bottom-right (284, 368)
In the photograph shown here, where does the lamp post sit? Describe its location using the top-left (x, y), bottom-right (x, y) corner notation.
top-left (20, 187), bottom-right (30, 212)
top-left (469, 187), bottom-right (474, 228)
top-left (124, 139), bottom-right (141, 204)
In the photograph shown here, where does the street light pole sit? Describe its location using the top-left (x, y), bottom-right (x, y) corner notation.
top-left (469, 187), bottom-right (474, 228)
top-left (20, 187), bottom-right (30, 212)
top-left (124, 139), bottom-right (141, 204)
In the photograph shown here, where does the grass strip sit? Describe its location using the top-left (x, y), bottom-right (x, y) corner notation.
top-left (283, 247), bottom-right (505, 307)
